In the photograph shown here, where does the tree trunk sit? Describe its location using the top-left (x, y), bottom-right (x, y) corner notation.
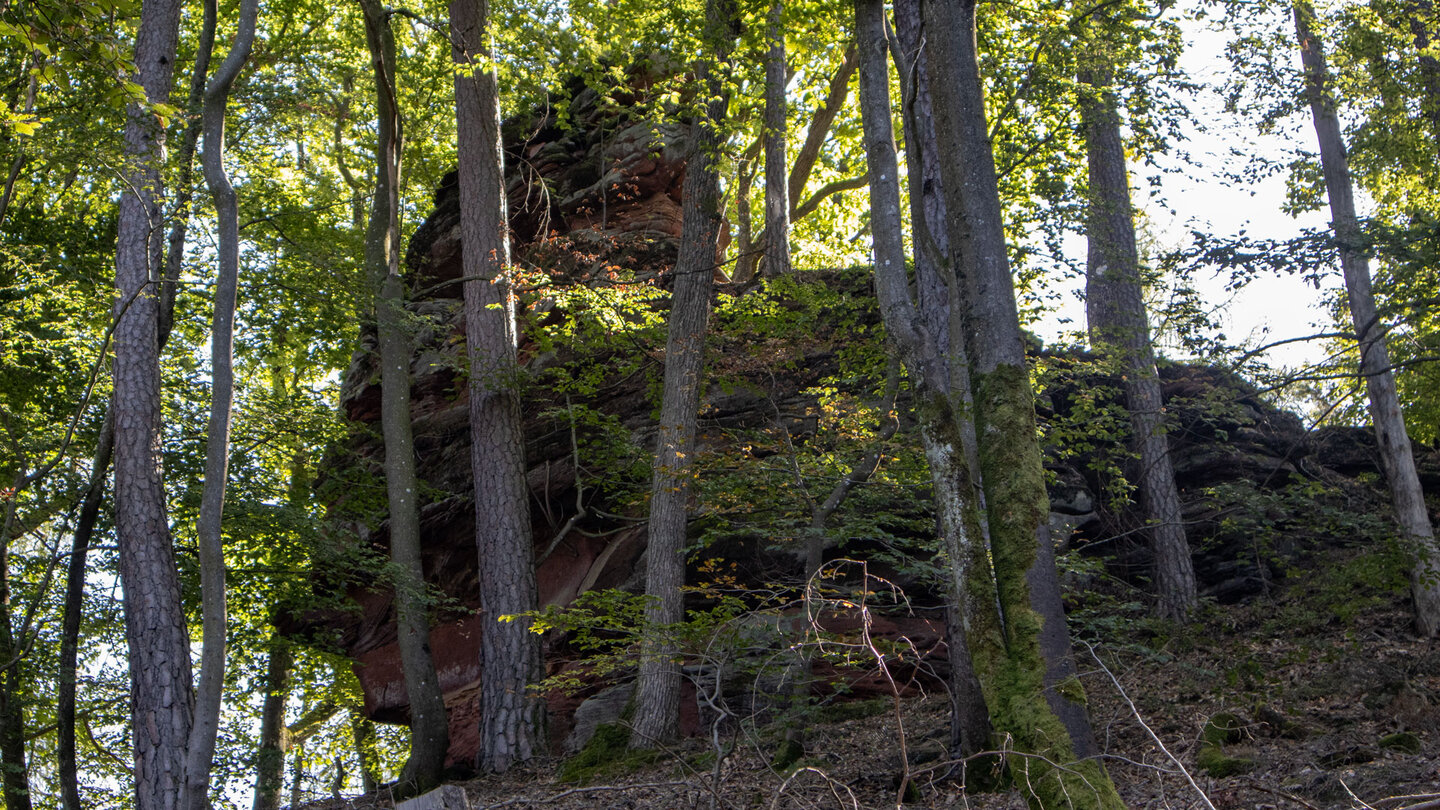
top-left (0, 471), bottom-right (32, 810)
top-left (630, 0), bottom-right (738, 749)
top-left (1077, 56), bottom-right (1197, 622)
top-left (1295, 1), bottom-right (1440, 637)
top-left (761, 0), bottom-right (792, 278)
top-left (919, 0), bottom-right (1123, 804)
top-left (351, 711), bottom-right (380, 793)
top-left (1407, 0), bottom-right (1440, 162)
top-left (890, 0), bottom-right (993, 756)
top-left (112, 0), bottom-right (193, 807)
top-left (358, 0), bottom-right (450, 790)
top-left (858, 0), bottom-right (998, 761)
top-left (183, 4), bottom-right (260, 807)
top-left (251, 636), bottom-right (293, 810)
top-left (59, 7), bottom-right (213, 802)
top-left (57, 413), bottom-right (113, 810)
top-left (451, 0), bottom-right (546, 773)
top-left (734, 157), bottom-right (757, 282)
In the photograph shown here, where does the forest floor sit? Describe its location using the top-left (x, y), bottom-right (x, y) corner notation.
top-left (303, 550), bottom-right (1440, 810)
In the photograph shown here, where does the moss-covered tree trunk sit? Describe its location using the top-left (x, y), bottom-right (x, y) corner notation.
top-left (1295, 1), bottom-right (1440, 637)
top-left (252, 635), bottom-right (293, 810)
top-left (1077, 54), bottom-right (1197, 622)
top-left (890, 0), bottom-right (994, 757)
top-left (919, 0), bottom-right (1124, 805)
top-left (855, 0), bottom-right (995, 761)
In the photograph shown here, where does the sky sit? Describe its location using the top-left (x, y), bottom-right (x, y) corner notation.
top-left (1034, 11), bottom-right (1339, 374)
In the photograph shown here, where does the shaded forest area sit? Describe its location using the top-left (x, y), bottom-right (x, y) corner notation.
top-left (1, 0), bottom-right (1438, 808)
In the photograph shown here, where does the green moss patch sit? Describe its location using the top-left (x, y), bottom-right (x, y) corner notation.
top-left (557, 723), bottom-right (659, 784)
top-left (1197, 743), bottom-right (1256, 777)
top-left (1379, 731), bottom-right (1422, 754)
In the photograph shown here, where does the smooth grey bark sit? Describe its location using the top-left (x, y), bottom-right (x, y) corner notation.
top-left (739, 48), bottom-right (859, 281)
top-left (1077, 58), bottom-right (1197, 622)
top-left (857, 0), bottom-right (998, 764)
top-left (183, 3), bottom-right (260, 806)
top-left (761, 0), bottom-right (792, 279)
top-left (358, 0), bottom-right (450, 790)
top-left (919, 2), bottom-right (1125, 804)
top-left (630, 0), bottom-right (737, 749)
top-left (1296, 2), bottom-right (1440, 637)
top-left (112, 0), bottom-right (193, 807)
top-left (451, 0), bottom-right (546, 772)
top-left (890, 0), bottom-right (993, 756)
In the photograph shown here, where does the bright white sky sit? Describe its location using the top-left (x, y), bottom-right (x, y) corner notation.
top-left (1034, 13), bottom-right (1339, 372)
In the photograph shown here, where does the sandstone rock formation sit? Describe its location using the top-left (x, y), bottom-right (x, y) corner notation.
top-left (296, 86), bottom-right (1438, 768)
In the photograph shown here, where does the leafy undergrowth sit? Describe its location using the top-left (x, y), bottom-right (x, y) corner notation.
top-left (298, 550), bottom-right (1439, 809)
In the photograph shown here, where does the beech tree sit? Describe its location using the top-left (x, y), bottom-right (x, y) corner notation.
top-left (181, 1), bottom-right (261, 806)
top-left (914, 0), bottom-right (1124, 804)
top-left (452, 0), bottom-right (547, 772)
top-left (631, 0), bottom-right (739, 748)
top-left (357, 0), bottom-right (450, 790)
top-left (1294, 0), bottom-right (1440, 636)
top-left (856, 0), bottom-right (995, 758)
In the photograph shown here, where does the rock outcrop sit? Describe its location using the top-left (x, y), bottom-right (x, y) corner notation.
top-left (296, 85), bottom-right (1438, 769)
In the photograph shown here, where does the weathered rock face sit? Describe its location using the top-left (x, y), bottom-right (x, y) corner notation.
top-left (301, 87), bottom-right (1438, 769)
top-left (1041, 359), bottom-right (1440, 603)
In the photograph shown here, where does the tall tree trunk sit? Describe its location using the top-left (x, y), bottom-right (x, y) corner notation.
top-left (59, 7), bottom-right (213, 801)
top-left (1407, 0), bottom-right (1440, 162)
top-left (630, 0), bottom-right (738, 749)
top-left (112, 0), bottom-right (193, 807)
top-left (251, 635), bottom-right (293, 810)
top-left (1295, 1), bottom-right (1440, 637)
top-left (734, 157), bottom-right (757, 282)
top-left (57, 413), bottom-right (113, 810)
top-left (761, 0), bottom-right (792, 278)
top-left (920, 0), bottom-right (1124, 805)
top-left (357, 0), bottom-right (450, 790)
top-left (890, 0), bottom-right (993, 757)
top-left (0, 471), bottom-right (32, 810)
top-left (183, 4), bottom-right (260, 807)
top-left (858, 0), bottom-right (999, 767)
top-left (1077, 56), bottom-right (1197, 622)
top-left (351, 711), bottom-right (380, 793)
top-left (451, 0), bottom-right (546, 773)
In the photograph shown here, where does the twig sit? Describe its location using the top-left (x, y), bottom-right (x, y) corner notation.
top-left (1081, 640), bottom-right (1218, 810)
top-left (1238, 780), bottom-right (1324, 810)
top-left (1374, 795), bottom-right (1440, 810)
top-left (767, 766), bottom-right (860, 810)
